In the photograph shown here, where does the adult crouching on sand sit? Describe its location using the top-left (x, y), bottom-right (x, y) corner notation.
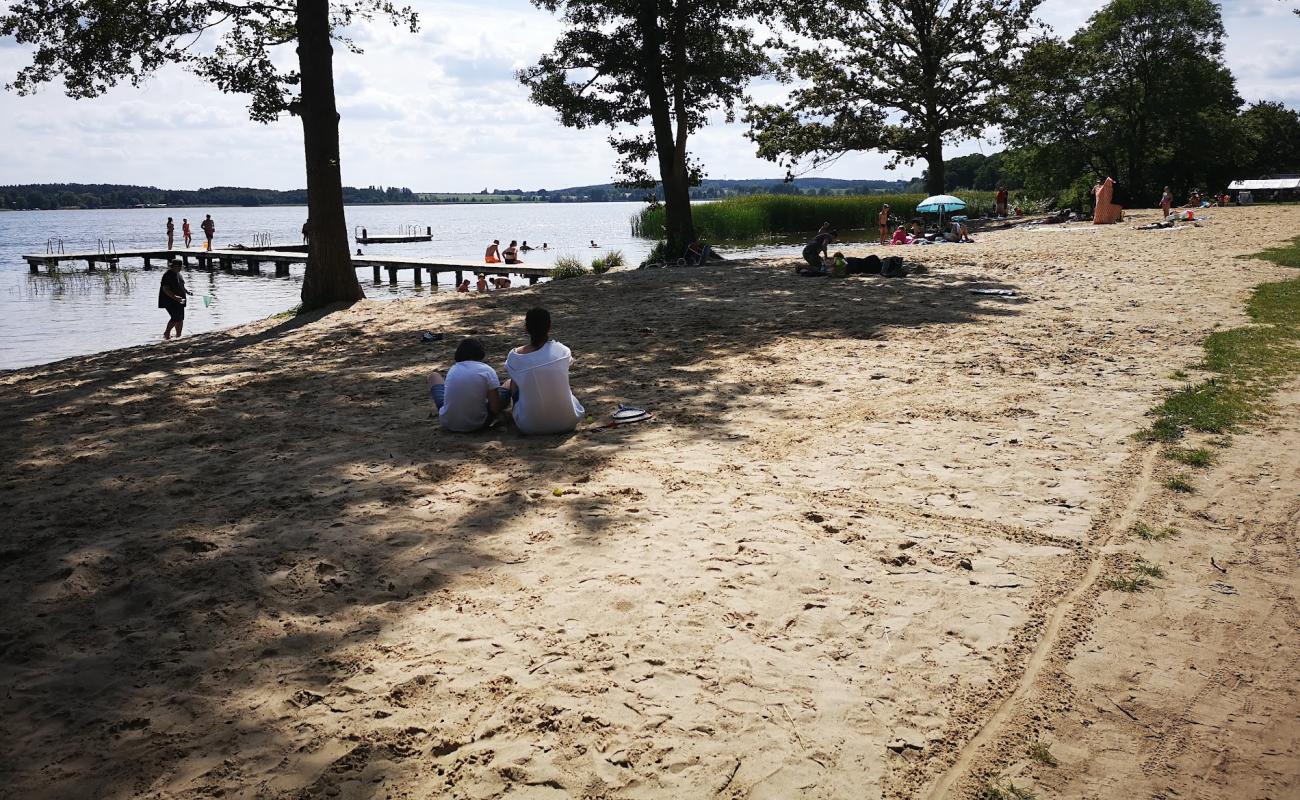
top-left (802, 228), bottom-right (836, 273)
top-left (504, 308), bottom-right (584, 435)
top-left (427, 338), bottom-right (511, 432)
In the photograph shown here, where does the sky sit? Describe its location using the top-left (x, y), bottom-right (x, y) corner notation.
top-left (0, 0), bottom-right (1296, 191)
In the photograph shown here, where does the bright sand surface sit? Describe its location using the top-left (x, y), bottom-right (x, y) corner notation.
top-left (1, 206), bottom-right (1297, 798)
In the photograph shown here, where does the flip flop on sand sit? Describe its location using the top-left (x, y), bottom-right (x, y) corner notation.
top-left (593, 405), bottom-right (653, 428)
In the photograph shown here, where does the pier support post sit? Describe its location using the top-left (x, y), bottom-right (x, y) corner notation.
top-left (412, 267), bottom-right (422, 286)
top-left (29, 260), bottom-right (39, 274)
top-left (427, 268), bottom-right (438, 288)
top-left (386, 266), bottom-right (398, 285)
top-left (529, 276), bottom-right (538, 285)
top-left (454, 270), bottom-right (463, 286)
top-left (108, 260), bottom-right (118, 272)
top-left (142, 256), bottom-right (152, 270)
top-left (276, 262), bottom-right (290, 277)
top-left (86, 259), bottom-right (96, 272)
top-left (426, 226), bottom-right (432, 236)
top-left (371, 264), bottom-right (381, 283)
top-left (220, 258), bottom-right (233, 272)
top-left (247, 259), bottom-right (261, 275)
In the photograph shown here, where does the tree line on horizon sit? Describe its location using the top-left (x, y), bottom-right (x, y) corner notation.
top-left (2, 0), bottom-right (1298, 309)
top-left (0, 177), bottom-right (926, 211)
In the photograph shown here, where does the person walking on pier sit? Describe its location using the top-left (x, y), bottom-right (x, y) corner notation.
top-left (182, 218), bottom-right (192, 248)
top-left (159, 259), bottom-right (191, 340)
top-left (166, 217), bottom-right (175, 249)
top-left (201, 214), bottom-right (215, 251)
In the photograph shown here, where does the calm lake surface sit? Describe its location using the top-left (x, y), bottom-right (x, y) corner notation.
top-left (0, 202), bottom-right (697, 370)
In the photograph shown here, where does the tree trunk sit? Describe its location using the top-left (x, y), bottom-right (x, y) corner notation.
top-left (924, 133), bottom-right (945, 196)
top-left (638, 0), bottom-right (694, 258)
top-left (296, 0), bottom-right (363, 311)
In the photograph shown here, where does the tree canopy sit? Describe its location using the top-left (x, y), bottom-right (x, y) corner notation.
top-left (520, 0), bottom-right (771, 256)
top-left (1004, 0), bottom-right (1240, 205)
top-left (1, 0), bottom-right (417, 309)
top-left (747, 0), bottom-right (1041, 195)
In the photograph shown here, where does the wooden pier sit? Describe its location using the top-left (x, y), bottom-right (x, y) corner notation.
top-left (21, 248), bottom-right (551, 287)
top-left (355, 225), bottom-right (433, 245)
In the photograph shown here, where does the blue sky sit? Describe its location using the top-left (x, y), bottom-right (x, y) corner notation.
top-left (0, 0), bottom-right (1296, 191)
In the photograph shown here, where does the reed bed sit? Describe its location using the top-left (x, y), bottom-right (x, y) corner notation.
top-left (631, 192), bottom-right (999, 241)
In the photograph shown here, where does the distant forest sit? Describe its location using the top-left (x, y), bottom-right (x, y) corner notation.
top-left (0, 176), bottom-right (929, 211)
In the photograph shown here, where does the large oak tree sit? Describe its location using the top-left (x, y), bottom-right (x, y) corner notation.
top-left (747, 0), bottom-right (1040, 195)
top-left (1004, 0), bottom-right (1240, 204)
top-left (520, 0), bottom-right (770, 257)
top-left (1, 0), bottom-right (417, 310)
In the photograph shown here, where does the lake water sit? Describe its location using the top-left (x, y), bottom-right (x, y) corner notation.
top-left (0, 202), bottom-right (677, 370)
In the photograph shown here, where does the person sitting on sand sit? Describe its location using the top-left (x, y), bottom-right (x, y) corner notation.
top-left (494, 277), bottom-right (512, 289)
top-left (485, 240), bottom-right (502, 263)
top-left (800, 229), bottom-right (836, 274)
top-left (476, 274), bottom-right (489, 292)
top-left (830, 251), bottom-right (848, 278)
top-left (504, 308), bottom-right (584, 435)
top-left (457, 279), bottom-right (470, 293)
top-left (503, 240), bottom-right (523, 264)
top-left (890, 225), bottom-right (911, 245)
top-left (427, 338), bottom-right (511, 433)
top-left (910, 220), bottom-right (925, 238)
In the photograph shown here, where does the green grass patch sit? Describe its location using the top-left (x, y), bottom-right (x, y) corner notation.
top-left (1132, 521), bottom-right (1177, 541)
top-left (1164, 475), bottom-right (1195, 493)
top-left (1028, 741), bottom-right (1058, 767)
top-left (631, 191), bottom-right (997, 241)
top-left (1140, 235), bottom-right (1300, 442)
top-left (1168, 369), bottom-right (1189, 380)
top-left (1132, 559), bottom-right (1166, 579)
top-left (590, 249), bottom-right (625, 274)
top-left (977, 779), bottom-right (1037, 800)
top-left (1101, 574), bottom-right (1153, 593)
top-left (1165, 446), bottom-right (1215, 467)
top-left (1250, 236), bottom-right (1300, 269)
top-left (549, 255), bottom-right (588, 281)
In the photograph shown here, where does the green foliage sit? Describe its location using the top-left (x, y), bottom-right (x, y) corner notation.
top-left (1005, 0), bottom-right (1241, 203)
top-left (977, 779), bottom-right (1037, 800)
top-left (1234, 101), bottom-right (1300, 180)
top-left (0, 0), bottom-right (418, 122)
top-left (1132, 522), bottom-right (1177, 541)
top-left (1132, 558), bottom-right (1166, 579)
top-left (633, 193), bottom-right (1001, 241)
top-left (1028, 741), bottom-right (1058, 767)
top-left (590, 250), bottom-right (624, 274)
top-left (1165, 446), bottom-right (1214, 467)
top-left (640, 241), bottom-right (674, 266)
top-left (520, 0), bottom-right (773, 252)
top-left (549, 255), bottom-right (588, 280)
top-left (747, 0), bottom-right (1040, 195)
top-left (1165, 475), bottom-right (1195, 493)
top-left (1101, 574), bottom-right (1153, 593)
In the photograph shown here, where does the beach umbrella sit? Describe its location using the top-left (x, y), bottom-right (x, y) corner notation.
top-left (916, 194), bottom-right (967, 229)
top-left (916, 194), bottom-right (967, 214)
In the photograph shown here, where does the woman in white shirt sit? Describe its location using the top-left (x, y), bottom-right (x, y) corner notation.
top-left (504, 308), bottom-right (584, 435)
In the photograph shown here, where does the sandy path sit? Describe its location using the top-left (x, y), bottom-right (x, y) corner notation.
top-left (0, 206), bottom-right (1296, 799)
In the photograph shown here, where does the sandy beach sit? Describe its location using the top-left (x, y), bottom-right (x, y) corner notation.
top-left (1, 206), bottom-right (1297, 798)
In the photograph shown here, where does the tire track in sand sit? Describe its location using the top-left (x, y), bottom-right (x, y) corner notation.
top-left (924, 445), bottom-right (1159, 798)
